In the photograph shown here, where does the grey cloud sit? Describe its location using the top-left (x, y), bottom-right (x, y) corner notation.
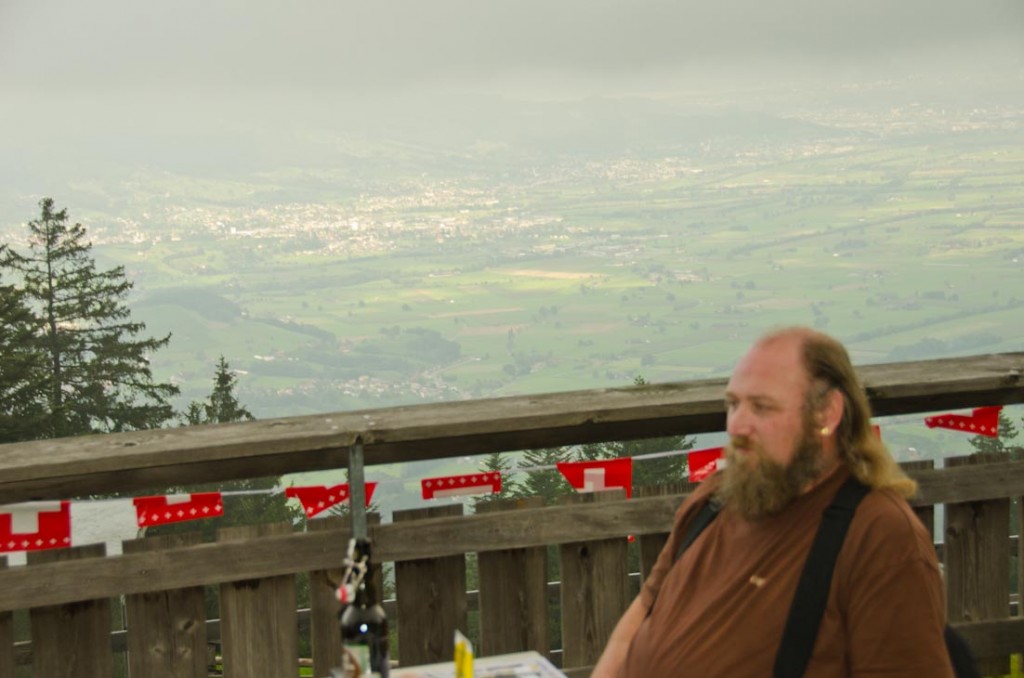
top-left (2, 0), bottom-right (1022, 94)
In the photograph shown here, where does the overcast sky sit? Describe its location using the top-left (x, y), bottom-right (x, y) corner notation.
top-left (2, 0), bottom-right (1022, 99)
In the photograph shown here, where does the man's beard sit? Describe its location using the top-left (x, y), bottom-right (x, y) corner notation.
top-left (713, 415), bottom-right (826, 521)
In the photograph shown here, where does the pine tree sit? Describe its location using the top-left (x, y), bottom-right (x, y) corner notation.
top-left (0, 198), bottom-right (178, 438)
top-left (152, 356), bottom-right (300, 534)
top-left (0, 279), bottom-right (48, 442)
top-left (511, 446), bottom-right (573, 505)
top-left (182, 355), bottom-right (254, 426)
top-left (968, 410), bottom-right (1021, 458)
top-left (472, 451), bottom-right (521, 509)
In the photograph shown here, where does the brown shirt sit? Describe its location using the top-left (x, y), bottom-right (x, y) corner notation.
top-left (623, 466), bottom-right (953, 677)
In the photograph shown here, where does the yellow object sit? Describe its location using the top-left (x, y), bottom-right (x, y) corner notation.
top-left (454, 630), bottom-right (474, 678)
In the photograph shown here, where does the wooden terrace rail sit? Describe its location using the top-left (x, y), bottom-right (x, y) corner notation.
top-left (0, 351), bottom-right (1022, 676)
top-left (1, 351), bottom-right (1021, 504)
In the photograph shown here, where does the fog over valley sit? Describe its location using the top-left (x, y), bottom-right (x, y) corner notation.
top-left (2, 0), bottom-right (1023, 487)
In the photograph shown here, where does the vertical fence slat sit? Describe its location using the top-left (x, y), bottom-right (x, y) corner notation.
top-left (901, 460), bottom-right (936, 540)
top-left (28, 543), bottom-right (114, 677)
top-left (945, 454), bottom-right (1011, 675)
top-left (307, 513), bottom-right (382, 677)
top-left (0, 557), bottom-right (12, 676)
top-left (1018, 496), bottom-right (1023, 619)
top-left (123, 532), bottom-right (208, 678)
top-left (476, 496), bottom-right (549, 658)
top-left (635, 482), bottom-right (693, 582)
top-left (308, 515), bottom-right (347, 676)
top-left (218, 522), bottom-right (298, 678)
top-left (558, 489), bottom-right (630, 671)
top-left (394, 504), bottom-right (466, 667)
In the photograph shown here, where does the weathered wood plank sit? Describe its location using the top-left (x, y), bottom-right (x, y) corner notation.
top-left (123, 532), bottom-right (208, 678)
top-left (1019, 496), bottom-right (1023, 620)
top-left (218, 522), bottom-right (298, 678)
top-left (0, 557), bottom-right (12, 677)
top-left (28, 543), bottom-right (114, 677)
top-left (954, 617), bottom-right (1024, 658)
top-left (908, 461), bottom-right (1024, 506)
top-left (0, 528), bottom-right (348, 612)
top-left (306, 514), bottom-right (381, 676)
top-left (476, 497), bottom-right (549, 658)
top-left (635, 482), bottom-right (692, 582)
top-left (1, 353), bottom-right (1020, 503)
top-left (945, 455), bottom-right (1011, 675)
top-left (559, 490), bottom-right (630, 670)
top-left (308, 516), bottom-right (348, 676)
top-left (901, 460), bottom-right (935, 539)
top-left (394, 504), bottom-right (467, 667)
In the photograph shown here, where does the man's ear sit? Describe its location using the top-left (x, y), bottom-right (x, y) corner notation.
top-left (821, 388), bottom-right (844, 433)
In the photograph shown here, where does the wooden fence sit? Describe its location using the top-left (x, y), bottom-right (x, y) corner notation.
top-left (0, 351), bottom-right (1022, 675)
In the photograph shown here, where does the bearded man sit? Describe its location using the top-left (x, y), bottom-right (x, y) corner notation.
top-left (593, 326), bottom-right (954, 677)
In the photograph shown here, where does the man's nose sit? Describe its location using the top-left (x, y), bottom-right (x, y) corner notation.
top-left (727, 404), bottom-right (752, 437)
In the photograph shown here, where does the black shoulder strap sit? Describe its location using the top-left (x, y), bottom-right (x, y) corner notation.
top-left (644, 498), bottom-right (721, 619)
top-left (673, 500), bottom-right (721, 563)
top-left (773, 476), bottom-right (870, 678)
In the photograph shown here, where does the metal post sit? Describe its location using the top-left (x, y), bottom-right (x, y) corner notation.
top-left (348, 440), bottom-right (368, 540)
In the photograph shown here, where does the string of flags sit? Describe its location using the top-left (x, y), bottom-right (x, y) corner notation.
top-left (0, 406), bottom-right (1005, 555)
top-left (924, 406), bottom-right (1001, 437)
top-left (287, 482), bottom-right (379, 518)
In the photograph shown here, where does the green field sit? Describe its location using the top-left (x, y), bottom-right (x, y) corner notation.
top-left (89, 131), bottom-right (1022, 417)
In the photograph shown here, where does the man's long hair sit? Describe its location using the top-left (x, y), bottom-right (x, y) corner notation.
top-left (782, 327), bottom-right (917, 498)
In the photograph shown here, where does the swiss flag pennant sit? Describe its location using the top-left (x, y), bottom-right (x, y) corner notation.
top-left (134, 492), bottom-right (224, 527)
top-left (0, 501), bottom-right (72, 553)
top-left (285, 483), bottom-right (378, 518)
top-left (421, 472), bottom-right (502, 500)
top-left (557, 458), bottom-right (632, 498)
top-left (688, 447), bottom-right (724, 483)
top-left (924, 406), bottom-right (1002, 438)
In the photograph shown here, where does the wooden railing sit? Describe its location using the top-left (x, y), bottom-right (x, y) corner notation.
top-left (0, 351), bottom-right (1022, 676)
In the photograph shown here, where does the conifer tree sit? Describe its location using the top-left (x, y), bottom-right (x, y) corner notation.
top-left (511, 446), bottom-right (573, 505)
top-left (968, 410), bottom-right (1021, 459)
top-left (0, 198), bottom-right (178, 438)
top-left (472, 451), bottom-right (521, 509)
top-left (168, 356), bottom-right (298, 531)
top-left (182, 355), bottom-right (254, 426)
top-left (0, 279), bottom-right (48, 442)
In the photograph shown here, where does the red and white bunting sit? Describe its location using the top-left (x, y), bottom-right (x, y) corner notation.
top-left (421, 472), bottom-right (502, 500)
top-left (0, 501), bottom-right (71, 553)
top-left (687, 447), bottom-right (724, 483)
top-left (285, 482), bottom-right (378, 518)
top-left (134, 492), bottom-right (224, 527)
top-left (70, 499), bottom-right (139, 551)
top-left (924, 405), bottom-right (1002, 438)
top-left (557, 458), bottom-right (632, 498)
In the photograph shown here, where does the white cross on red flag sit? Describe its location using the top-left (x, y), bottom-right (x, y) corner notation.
top-left (421, 472), bottom-right (502, 500)
top-left (557, 458), bottom-right (633, 498)
top-left (924, 405), bottom-right (1002, 438)
top-left (687, 447), bottom-right (724, 483)
top-left (285, 483), bottom-right (379, 517)
top-left (134, 492), bottom-right (224, 527)
top-left (0, 501), bottom-right (72, 552)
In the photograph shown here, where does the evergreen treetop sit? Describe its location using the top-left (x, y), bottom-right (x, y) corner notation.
top-left (0, 198), bottom-right (179, 438)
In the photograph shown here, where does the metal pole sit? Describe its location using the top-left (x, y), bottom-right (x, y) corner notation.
top-left (348, 440), bottom-right (368, 540)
